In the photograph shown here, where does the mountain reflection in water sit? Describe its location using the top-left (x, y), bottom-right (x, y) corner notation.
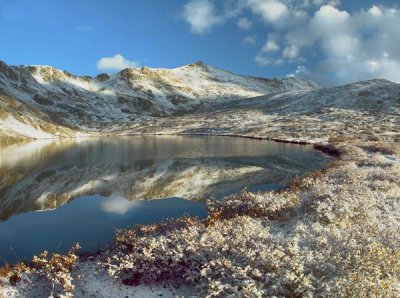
top-left (0, 136), bottom-right (329, 221)
top-left (0, 136), bottom-right (330, 264)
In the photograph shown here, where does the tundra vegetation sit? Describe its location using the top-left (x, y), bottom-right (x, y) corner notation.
top-left (1, 136), bottom-right (399, 297)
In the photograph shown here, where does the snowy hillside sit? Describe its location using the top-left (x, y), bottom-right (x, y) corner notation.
top-left (1, 59), bottom-right (399, 143)
top-left (124, 79), bottom-right (400, 144)
top-left (0, 60), bottom-right (318, 140)
top-left (208, 79), bottom-right (400, 115)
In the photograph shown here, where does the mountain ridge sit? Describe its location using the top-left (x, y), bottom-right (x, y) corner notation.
top-left (0, 59), bottom-right (318, 140)
top-left (0, 59), bottom-right (399, 143)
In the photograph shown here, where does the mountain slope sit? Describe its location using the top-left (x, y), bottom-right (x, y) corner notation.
top-left (0, 60), bottom-right (318, 140)
top-left (125, 79), bottom-right (400, 144)
top-left (1, 60), bottom-right (399, 144)
top-left (207, 79), bottom-right (400, 115)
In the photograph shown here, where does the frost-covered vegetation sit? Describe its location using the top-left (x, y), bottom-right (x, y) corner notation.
top-left (1, 139), bottom-right (399, 297)
top-left (100, 140), bottom-right (400, 297)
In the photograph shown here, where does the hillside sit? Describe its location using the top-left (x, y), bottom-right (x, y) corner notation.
top-left (1, 60), bottom-right (399, 144)
top-left (119, 79), bottom-right (400, 144)
top-left (0, 60), bottom-right (318, 140)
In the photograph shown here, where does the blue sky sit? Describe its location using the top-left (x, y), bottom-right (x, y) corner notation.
top-left (0, 0), bottom-right (399, 85)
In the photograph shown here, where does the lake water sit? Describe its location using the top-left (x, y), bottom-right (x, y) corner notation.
top-left (0, 136), bottom-right (330, 265)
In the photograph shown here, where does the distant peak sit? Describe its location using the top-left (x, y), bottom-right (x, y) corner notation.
top-left (193, 60), bottom-right (206, 66)
top-left (186, 61), bottom-right (208, 69)
top-left (140, 66), bottom-right (152, 74)
top-left (362, 78), bottom-right (394, 84)
top-left (342, 78), bottom-right (396, 88)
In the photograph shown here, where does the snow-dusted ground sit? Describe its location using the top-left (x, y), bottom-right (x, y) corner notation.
top-left (1, 261), bottom-right (193, 298)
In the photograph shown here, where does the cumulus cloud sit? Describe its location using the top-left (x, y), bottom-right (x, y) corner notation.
top-left (183, 0), bottom-right (224, 34)
top-left (368, 5), bottom-right (383, 17)
top-left (282, 44), bottom-right (299, 59)
top-left (257, 3), bottom-right (400, 85)
top-left (182, 0), bottom-right (288, 34)
top-left (237, 17), bottom-right (253, 30)
top-left (263, 39), bottom-right (279, 52)
top-left (96, 54), bottom-right (139, 72)
top-left (254, 34), bottom-right (282, 66)
top-left (181, 0), bottom-right (400, 85)
top-left (299, 5), bottom-right (400, 84)
top-left (310, 5), bottom-right (350, 35)
top-left (294, 56), bottom-right (400, 86)
top-left (246, 0), bottom-right (288, 23)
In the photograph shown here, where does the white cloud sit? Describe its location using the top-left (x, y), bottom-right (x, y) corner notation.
top-left (254, 34), bottom-right (281, 65)
top-left (308, 6), bottom-right (359, 59)
top-left (282, 44), bottom-right (299, 59)
top-left (298, 57), bottom-right (400, 86)
top-left (183, 0), bottom-right (223, 34)
top-left (101, 195), bottom-right (141, 215)
top-left (180, 0), bottom-right (400, 85)
top-left (309, 5), bottom-right (350, 37)
top-left (262, 35), bottom-right (279, 52)
top-left (237, 17), bottom-right (253, 30)
top-left (368, 5), bottom-right (383, 17)
top-left (247, 0), bottom-right (288, 23)
top-left (298, 4), bottom-right (400, 84)
top-left (261, 3), bottom-right (400, 85)
top-left (287, 65), bottom-right (311, 78)
top-left (324, 34), bottom-right (359, 59)
top-left (182, 0), bottom-right (289, 34)
top-left (96, 54), bottom-right (139, 72)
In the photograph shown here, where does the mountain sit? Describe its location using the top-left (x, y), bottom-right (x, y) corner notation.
top-left (209, 79), bottom-right (400, 114)
top-left (1, 59), bottom-right (399, 144)
top-left (0, 60), bottom-right (318, 141)
top-left (124, 78), bottom-right (400, 144)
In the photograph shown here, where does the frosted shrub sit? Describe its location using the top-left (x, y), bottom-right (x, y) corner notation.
top-left (33, 243), bottom-right (80, 298)
top-left (103, 142), bottom-right (400, 297)
top-left (2, 142), bottom-right (399, 297)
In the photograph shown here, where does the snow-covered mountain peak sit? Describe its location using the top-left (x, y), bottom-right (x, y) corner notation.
top-left (0, 59), bottom-right (325, 140)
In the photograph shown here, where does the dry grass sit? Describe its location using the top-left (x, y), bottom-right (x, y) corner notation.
top-left (0, 246), bottom-right (80, 298)
top-left (0, 264), bottom-right (13, 279)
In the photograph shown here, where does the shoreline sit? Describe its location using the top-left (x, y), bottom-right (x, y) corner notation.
top-left (1, 132), bottom-right (399, 297)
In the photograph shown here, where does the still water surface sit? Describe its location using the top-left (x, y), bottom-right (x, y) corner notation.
top-left (0, 136), bottom-right (329, 265)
